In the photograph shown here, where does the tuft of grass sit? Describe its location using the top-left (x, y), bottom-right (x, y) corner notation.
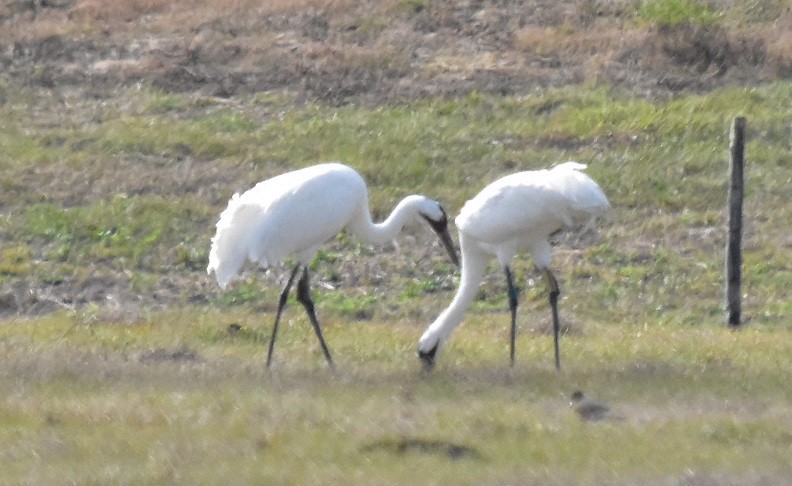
top-left (0, 246), bottom-right (32, 277)
top-left (636, 0), bottom-right (719, 26)
top-left (315, 291), bottom-right (379, 319)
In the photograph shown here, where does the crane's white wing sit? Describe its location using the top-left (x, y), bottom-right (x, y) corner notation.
top-left (207, 163), bottom-right (366, 288)
top-left (456, 162), bottom-right (609, 246)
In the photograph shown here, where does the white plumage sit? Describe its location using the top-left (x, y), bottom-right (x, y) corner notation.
top-left (418, 162), bottom-right (610, 369)
top-left (209, 164), bottom-right (365, 289)
top-left (208, 162), bottom-right (459, 369)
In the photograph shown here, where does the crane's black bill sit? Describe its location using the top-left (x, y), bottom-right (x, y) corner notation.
top-left (421, 211), bottom-right (460, 267)
top-left (418, 344), bottom-right (438, 371)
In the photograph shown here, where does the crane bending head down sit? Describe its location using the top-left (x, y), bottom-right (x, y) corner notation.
top-left (418, 162), bottom-right (610, 370)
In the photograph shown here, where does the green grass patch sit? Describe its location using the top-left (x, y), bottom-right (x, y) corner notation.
top-left (4, 195), bottom-right (212, 270)
top-left (315, 290), bottom-right (379, 319)
top-left (637, 0), bottom-right (719, 26)
top-left (0, 245), bottom-right (32, 276)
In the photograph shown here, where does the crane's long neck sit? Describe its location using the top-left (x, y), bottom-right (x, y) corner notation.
top-left (348, 195), bottom-right (425, 245)
top-left (422, 237), bottom-right (488, 345)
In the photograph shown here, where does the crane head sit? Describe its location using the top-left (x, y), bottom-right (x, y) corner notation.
top-left (419, 205), bottom-right (460, 267)
top-left (417, 343), bottom-right (438, 371)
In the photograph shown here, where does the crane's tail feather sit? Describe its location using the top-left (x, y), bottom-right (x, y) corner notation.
top-left (554, 162), bottom-right (607, 208)
top-left (207, 193), bottom-right (269, 289)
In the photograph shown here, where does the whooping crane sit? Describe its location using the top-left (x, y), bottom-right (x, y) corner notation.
top-left (208, 162), bottom-right (460, 370)
top-left (417, 162), bottom-right (610, 370)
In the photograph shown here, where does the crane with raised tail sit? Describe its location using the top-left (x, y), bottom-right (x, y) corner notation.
top-left (208, 162), bottom-right (459, 370)
top-left (417, 162), bottom-right (610, 370)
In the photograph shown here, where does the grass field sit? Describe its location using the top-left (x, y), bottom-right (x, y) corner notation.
top-left (1, 0), bottom-right (792, 483)
top-left (1, 79), bottom-right (789, 484)
top-left (2, 312), bottom-right (792, 483)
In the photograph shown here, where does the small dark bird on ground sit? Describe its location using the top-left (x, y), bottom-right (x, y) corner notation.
top-left (570, 390), bottom-right (622, 422)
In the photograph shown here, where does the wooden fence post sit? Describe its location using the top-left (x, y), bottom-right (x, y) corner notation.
top-left (725, 116), bottom-right (745, 327)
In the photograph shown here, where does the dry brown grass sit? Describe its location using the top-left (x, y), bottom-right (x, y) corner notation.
top-left (66, 0), bottom-right (355, 24)
top-left (1, 0), bottom-right (788, 102)
top-left (67, 0), bottom-right (169, 22)
top-left (0, 0), bottom-right (361, 40)
top-left (515, 22), bottom-right (641, 58)
top-left (763, 10), bottom-right (792, 76)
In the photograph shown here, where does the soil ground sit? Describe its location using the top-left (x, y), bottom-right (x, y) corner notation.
top-left (2, 0), bottom-right (789, 104)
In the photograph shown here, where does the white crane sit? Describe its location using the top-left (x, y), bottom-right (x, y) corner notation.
top-left (208, 162), bottom-right (459, 370)
top-left (417, 162), bottom-right (610, 370)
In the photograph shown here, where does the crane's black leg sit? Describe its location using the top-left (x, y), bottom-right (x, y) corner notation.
top-left (266, 265), bottom-right (301, 369)
top-left (296, 267), bottom-right (336, 370)
top-left (504, 266), bottom-right (519, 368)
top-left (543, 268), bottom-right (562, 371)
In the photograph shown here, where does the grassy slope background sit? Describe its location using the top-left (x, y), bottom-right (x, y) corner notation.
top-left (1, 0), bottom-right (791, 483)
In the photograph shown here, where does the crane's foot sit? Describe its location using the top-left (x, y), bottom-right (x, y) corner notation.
top-left (418, 345), bottom-right (438, 371)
